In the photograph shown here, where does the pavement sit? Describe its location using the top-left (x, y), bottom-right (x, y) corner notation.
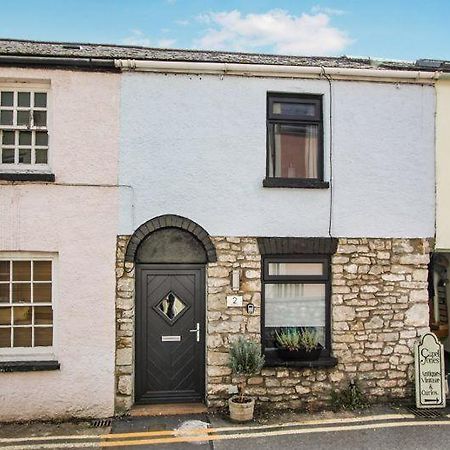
top-left (1, 405), bottom-right (450, 449)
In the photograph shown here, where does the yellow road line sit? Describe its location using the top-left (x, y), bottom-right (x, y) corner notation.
top-left (101, 413), bottom-right (415, 440)
top-left (99, 420), bottom-right (450, 447)
top-left (0, 413), bottom-right (415, 445)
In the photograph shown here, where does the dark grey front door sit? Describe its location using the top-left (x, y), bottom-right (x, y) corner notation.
top-left (135, 264), bottom-right (205, 404)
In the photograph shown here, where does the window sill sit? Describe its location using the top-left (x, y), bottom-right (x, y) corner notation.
top-left (0, 360), bottom-right (60, 372)
top-left (263, 178), bottom-right (329, 189)
top-left (0, 173), bottom-right (55, 182)
top-left (264, 355), bottom-right (338, 368)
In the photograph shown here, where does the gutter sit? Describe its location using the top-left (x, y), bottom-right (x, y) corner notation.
top-left (0, 55), bottom-right (117, 70)
top-left (115, 59), bottom-right (441, 84)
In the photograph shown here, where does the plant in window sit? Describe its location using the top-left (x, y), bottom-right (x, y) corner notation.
top-left (228, 336), bottom-right (265, 422)
top-left (275, 327), bottom-right (322, 361)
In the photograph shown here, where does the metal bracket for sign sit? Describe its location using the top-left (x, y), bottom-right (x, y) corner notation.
top-left (161, 336), bottom-right (181, 342)
top-left (415, 332), bottom-right (446, 409)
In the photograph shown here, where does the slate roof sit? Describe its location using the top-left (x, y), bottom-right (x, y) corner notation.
top-left (0, 38), bottom-right (440, 71)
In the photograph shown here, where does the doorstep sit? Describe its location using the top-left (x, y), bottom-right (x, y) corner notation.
top-left (130, 402), bottom-right (207, 417)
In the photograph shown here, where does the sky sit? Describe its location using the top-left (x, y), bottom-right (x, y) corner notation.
top-left (1, 0), bottom-right (450, 61)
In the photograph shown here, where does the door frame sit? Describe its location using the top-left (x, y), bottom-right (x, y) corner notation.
top-left (134, 263), bottom-right (206, 404)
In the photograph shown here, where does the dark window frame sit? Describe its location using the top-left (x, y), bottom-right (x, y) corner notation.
top-left (261, 254), bottom-right (332, 362)
top-left (265, 92), bottom-right (326, 188)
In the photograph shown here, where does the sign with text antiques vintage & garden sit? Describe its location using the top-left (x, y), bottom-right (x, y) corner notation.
top-left (415, 332), bottom-right (446, 408)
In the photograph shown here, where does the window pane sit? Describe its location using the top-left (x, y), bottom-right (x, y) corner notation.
top-left (35, 149), bottom-right (48, 164)
top-left (2, 131), bottom-right (15, 145)
top-left (270, 124), bottom-right (319, 179)
top-left (265, 283), bottom-right (326, 346)
top-left (0, 284), bottom-right (10, 303)
top-left (13, 327), bottom-right (32, 347)
top-left (35, 327), bottom-right (52, 346)
top-left (0, 307), bottom-right (11, 325)
top-left (268, 262), bottom-right (323, 276)
top-left (36, 131), bottom-right (48, 146)
top-left (34, 283), bottom-right (51, 303)
top-left (34, 93), bottom-right (47, 108)
top-left (1, 148), bottom-right (15, 164)
top-left (272, 101), bottom-right (316, 117)
top-left (277, 124), bottom-right (318, 178)
top-left (13, 306), bottom-right (32, 325)
top-left (33, 261), bottom-right (51, 281)
top-left (13, 261), bottom-right (31, 281)
top-left (18, 148), bottom-right (31, 164)
top-left (19, 131), bottom-right (32, 145)
top-left (35, 307), bottom-right (52, 325)
top-left (0, 91), bottom-right (13, 107)
top-left (0, 261), bottom-right (10, 282)
top-left (0, 328), bottom-right (11, 347)
top-left (18, 92), bottom-right (30, 107)
top-left (33, 110), bottom-right (47, 127)
top-left (0, 110), bottom-right (13, 125)
top-left (12, 284), bottom-right (31, 302)
top-left (17, 110), bottom-right (30, 126)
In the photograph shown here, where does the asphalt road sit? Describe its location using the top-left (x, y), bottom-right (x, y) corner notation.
top-left (2, 412), bottom-right (450, 449)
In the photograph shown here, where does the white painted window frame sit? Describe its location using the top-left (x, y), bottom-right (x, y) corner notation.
top-left (0, 252), bottom-right (57, 362)
top-left (0, 81), bottom-right (51, 174)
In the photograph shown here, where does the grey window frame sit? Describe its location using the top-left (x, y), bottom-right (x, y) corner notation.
top-left (261, 255), bottom-right (332, 360)
top-left (264, 92), bottom-right (328, 189)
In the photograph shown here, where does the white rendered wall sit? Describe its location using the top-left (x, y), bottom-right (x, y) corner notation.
top-left (119, 73), bottom-right (435, 238)
top-left (435, 80), bottom-right (450, 250)
top-left (0, 68), bottom-right (120, 421)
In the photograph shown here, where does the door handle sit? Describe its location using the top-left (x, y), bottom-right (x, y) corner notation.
top-left (189, 323), bottom-right (200, 342)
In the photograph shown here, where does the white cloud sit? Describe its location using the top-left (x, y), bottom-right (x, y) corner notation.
top-left (122, 30), bottom-right (176, 48)
top-left (311, 5), bottom-right (346, 16)
top-left (194, 9), bottom-right (352, 55)
top-left (175, 19), bottom-right (190, 26)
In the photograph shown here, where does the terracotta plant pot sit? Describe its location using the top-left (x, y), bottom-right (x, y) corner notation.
top-left (277, 346), bottom-right (322, 361)
top-left (228, 396), bottom-right (255, 422)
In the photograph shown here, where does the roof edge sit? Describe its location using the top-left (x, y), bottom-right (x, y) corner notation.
top-left (115, 59), bottom-right (440, 84)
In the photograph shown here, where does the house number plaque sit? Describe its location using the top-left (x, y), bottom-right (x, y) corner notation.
top-left (414, 332), bottom-right (446, 408)
top-left (226, 295), bottom-right (243, 307)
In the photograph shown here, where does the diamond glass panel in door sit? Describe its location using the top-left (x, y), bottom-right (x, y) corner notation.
top-left (156, 292), bottom-right (187, 323)
top-left (265, 283), bottom-right (326, 347)
top-left (269, 124), bottom-right (319, 179)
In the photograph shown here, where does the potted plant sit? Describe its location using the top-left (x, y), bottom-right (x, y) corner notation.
top-left (228, 336), bottom-right (265, 422)
top-left (275, 327), bottom-right (322, 361)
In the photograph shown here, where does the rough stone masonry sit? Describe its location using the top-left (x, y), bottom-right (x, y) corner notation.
top-left (115, 235), bottom-right (430, 413)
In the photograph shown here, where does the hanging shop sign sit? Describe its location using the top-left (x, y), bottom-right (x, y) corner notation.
top-left (414, 332), bottom-right (446, 408)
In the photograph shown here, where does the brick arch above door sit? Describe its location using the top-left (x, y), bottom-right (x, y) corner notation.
top-left (125, 214), bottom-right (217, 263)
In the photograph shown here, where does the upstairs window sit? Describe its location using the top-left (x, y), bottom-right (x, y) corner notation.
top-left (0, 89), bottom-right (49, 169)
top-left (265, 93), bottom-right (327, 188)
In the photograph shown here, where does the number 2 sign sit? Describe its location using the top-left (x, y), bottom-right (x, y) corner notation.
top-left (226, 295), bottom-right (243, 307)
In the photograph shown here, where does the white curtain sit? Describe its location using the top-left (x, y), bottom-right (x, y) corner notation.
top-left (305, 125), bottom-right (318, 178)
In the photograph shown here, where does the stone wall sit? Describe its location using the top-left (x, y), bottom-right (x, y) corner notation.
top-left (114, 235), bottom-right (431, 413)
top-left (206, 237), bottom-right (262, 404)
top-left (115, 235), bottom-right (135, 414)
top-left (207, 237), bottom-right (431, 409)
